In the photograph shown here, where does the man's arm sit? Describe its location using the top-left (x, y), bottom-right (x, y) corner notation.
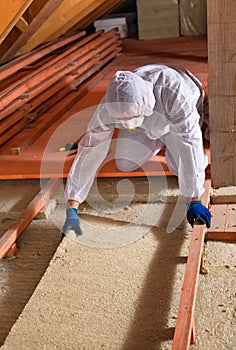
top-left (62, 103), bottom-right (114, 237)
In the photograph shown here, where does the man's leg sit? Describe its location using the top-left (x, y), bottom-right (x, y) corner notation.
top-left (115, 129), bottom-right (164, 172)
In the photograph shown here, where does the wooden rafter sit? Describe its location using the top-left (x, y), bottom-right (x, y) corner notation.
top-left (1, 0), bottom-right (64, 62)
top-left (0, 0), bottom-right (33, 44)
top-left (15, 0), bottom-right (106, 55)
top-left (47, 0), bottom-right (126, 42)
top-left (71, 0), bottom-right (126, 33)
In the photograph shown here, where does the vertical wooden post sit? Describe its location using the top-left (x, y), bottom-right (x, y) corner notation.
top-left (207, 0), bottom-right (236, 188)
top-left (207, 0), bottom-right (236, 187)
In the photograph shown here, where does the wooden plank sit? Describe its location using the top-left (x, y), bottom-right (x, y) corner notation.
top-left (206, 204), bottom-right (236, 241)
top-left (0, 37), bottom-right (121, 147)
top-left (0, 30), bottom-right (120, 146)
top-left (0, 0), bottom-right (33, 44)
top-left (0, 57), bottom-right (100, 136)
top-left (10, 49), bottom-right (122, 154)
top-left (0, 32), bottom-right (118, 129)
top-left (207, 0), bottom-right (236, 187)
top-left (0, 178), bottom-right (60, 260)
top-left (0, 31), bottom-right (101, 100)
top-left (1, 0), bottom-right (64, 62)
top-left (172, 179), bottom-right (211, 350)
top-left (0, 30), bottom-right (86, 80)
top-left (206, 231), bottom-right (236, 241)
top-left (0, 31), bottom-right (104, 118)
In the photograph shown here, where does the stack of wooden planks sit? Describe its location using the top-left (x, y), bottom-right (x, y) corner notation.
top-left (0, 28), bottom-right (122, 155)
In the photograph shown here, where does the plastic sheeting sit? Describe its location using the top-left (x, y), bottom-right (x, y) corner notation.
top-left (180, 0), bottom-right (207, 36)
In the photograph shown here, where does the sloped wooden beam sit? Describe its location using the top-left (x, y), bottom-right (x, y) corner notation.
top-left (46, 0), bottom-right (125, 42)
top-left (15, 0), bottom-right (104, 55)
top-left (0, 0), bottom-right (33, 44)
top-left (44, 0), bottom-right (108, 42)
top-left (1, 0), bottom-right (64, 62)
top-left (71, 0), bottom-right (126, 33)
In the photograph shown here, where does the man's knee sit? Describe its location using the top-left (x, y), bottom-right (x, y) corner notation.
top-left (116, 158), bottom-right (139, 172)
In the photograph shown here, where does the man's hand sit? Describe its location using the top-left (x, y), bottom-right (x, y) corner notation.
top-left (62, 208), bottom-right (82, 239)
top-left (187, 200), bottom-right (211, 228)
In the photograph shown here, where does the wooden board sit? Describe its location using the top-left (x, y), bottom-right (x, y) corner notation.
top-left (206, 204), bottom-right (236, 241)
top-left (172, 179), bottom-right (211, 350)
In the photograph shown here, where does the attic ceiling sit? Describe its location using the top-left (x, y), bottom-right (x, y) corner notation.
top-left (0, 0), bottom-right (128, 64)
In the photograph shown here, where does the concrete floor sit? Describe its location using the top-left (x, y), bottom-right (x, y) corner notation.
top-left (0, 178), bottom-right (235, 349)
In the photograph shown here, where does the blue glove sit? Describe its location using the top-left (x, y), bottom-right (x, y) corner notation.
top-left (62, 208), bottom-right (83, 239)
top-left (187, 201), bottom-right (211, 228)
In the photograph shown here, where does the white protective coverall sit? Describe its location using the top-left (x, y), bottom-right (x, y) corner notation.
top-left (65, 64), bottom-right (208, 203)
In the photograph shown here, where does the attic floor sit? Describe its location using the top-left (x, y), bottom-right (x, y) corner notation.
top-left (0, 177), bottom-right (235, 349)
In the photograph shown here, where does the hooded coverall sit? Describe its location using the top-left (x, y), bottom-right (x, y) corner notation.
top-left (65, 64), bottom-right (208, 204)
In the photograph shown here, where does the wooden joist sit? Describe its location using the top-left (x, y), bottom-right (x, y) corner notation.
top-left (206, 204), bottom-right (236, 241)
top-left (172, 179), bottom-right (211, 350)
top-left (0, 178), bottom-right (60, 260)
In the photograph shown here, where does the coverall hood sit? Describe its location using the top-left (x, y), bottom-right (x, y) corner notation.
top-left (104, 70), bottom-right (155, 122)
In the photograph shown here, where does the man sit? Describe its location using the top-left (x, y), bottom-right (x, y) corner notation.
top-left (62, 64), bottom-right (211, 238)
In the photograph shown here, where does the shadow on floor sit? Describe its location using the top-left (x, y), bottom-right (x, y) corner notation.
top-left (122, 202), bottom-right (188, 350)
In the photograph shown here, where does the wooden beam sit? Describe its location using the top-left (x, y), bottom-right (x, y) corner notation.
top-left (206, 204), bottom-right (236, 241)
top-left (15, 0), bottom-right (106, 55)
top-left (0, 30), bottom-right (116, 121)
top-left (0, 0), bottom-right (34, 44)
top-left (172, 179), bottom-right (211, 349)
top-left (9, 45), bottom-right (121, 153)
top-left (1, 0), bottom-right (64, 62)
top-left (46, 0), bottom-right (125, 42)
top-left (207, 0), bottom-right (236, 187)
top-left (0, 178), bottom-right (60, 260)
top-left (15, 17), bottom-right (29, 32)
top-left (44, 0), bottom-right (109, 42)
top-left (0, 31), bottom-right (102, 114)
top-left (73, 0), bottom-right (126, 32)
